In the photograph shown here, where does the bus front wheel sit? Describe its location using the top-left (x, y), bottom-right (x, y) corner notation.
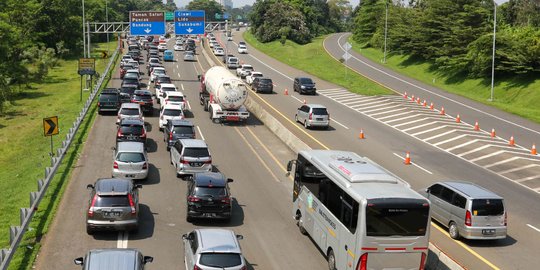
top-left (296, 211), bottom-right (307, 235)
top-left (327, 249), bottom-right (336, 270)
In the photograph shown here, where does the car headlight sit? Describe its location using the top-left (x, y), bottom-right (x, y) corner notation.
top-left (301, 86), bottom-right (306, 89)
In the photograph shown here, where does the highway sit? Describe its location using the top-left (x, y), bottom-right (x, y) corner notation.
top-left (215, 29), bottom-right (540, 269)
top-left (34, 39), bottom-right (328, 269)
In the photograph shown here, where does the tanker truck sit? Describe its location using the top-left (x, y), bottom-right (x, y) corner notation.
top-left (199, 66), bottom-right (250, 123)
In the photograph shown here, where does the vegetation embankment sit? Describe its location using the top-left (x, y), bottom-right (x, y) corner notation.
top-left (0, 40), bottom-right (119, 270)
top-left (243, 31), bottom-right (391, 96)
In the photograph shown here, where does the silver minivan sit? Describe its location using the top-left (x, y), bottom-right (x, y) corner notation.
top-left (422, 181), bottom-right (507, 240)
top-left (75, 248), bottom-right (153, 269)
top-left (112, 142), bottom-right (149, 180)
top-left (295, 104), bottom-right (330, 129)
top-left (182, 229), bottom-right (246, 270)
top-left (170, 139), bottom-right (212, 177)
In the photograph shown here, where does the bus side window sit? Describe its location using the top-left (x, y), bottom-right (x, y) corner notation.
top-left (341, 193), bottom-right (359, 233)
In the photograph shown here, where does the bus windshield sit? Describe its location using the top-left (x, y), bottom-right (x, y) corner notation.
top-left (365, 198), bottom-right (429, 237)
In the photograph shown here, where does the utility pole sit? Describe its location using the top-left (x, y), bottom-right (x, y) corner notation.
top-left (489, 3), bottom-right (497, 102)
top-left (383, 0), bottom-right (388, 64)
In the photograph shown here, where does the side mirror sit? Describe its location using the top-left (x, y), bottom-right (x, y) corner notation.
top-left (182, 233), bottom-right (187, 240)
top-left (227, 178), bottom-right (234, 183)
top-left (197, 75), bottom-right (201, 81)
top-left (86, 184), bottom-right (94, 190)
top-left (143, 256), bottom-right (154, 264)
top-left (74, 257), bottom-right (84, 265)
top-left (286, 160), bottom-right (295, 177)
top-left (236, 234), bottom-right (244, 240)
top-left (135, 184), bottom-right (143, 189)
top-left (111, 146), bottom-right (116, 150)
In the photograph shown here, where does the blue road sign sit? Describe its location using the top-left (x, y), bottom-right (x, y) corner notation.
top-left (175, 10), bottom-right (205, 35)
top-left (130, 11), bottom-right (165, 36)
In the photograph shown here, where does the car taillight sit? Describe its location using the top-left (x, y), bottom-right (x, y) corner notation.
top-left (169, 132), bottom-right (173, 141)
top-left (221, 197), bottom-right (231, 204)
top-left (88, 194), bottom-right (97, 217)
top-left (188, 196), bottom-right (200, 202)
top-left (239, 266), bottom-right (247, 270)
top-left (309, 113), bottom-right (313, 120)
top-left (465, 210), bottom-right (472, 226)
top-left (117, 129), bottom-right (123, 137)
top-left (142, 162), bottom-right (148, 170)
top-left (204, 157), bottom-right (212, 164)
top-left (419, 252), bottom-right (426, 270)
top-left (140, 129), bottom-right (146, 138)
top-left (504, 211), bottom-right (507, 226)
top-left (180, 158), bottom-right (189, 164)
top-left (113, 161), bottom-right (119, 169)
top-left (97, 102), bottom-right (100, 107)
top-left (193, 265), bottom-right (203, 270)
top-left (128, 193), bottom-right (136, 216)
top-left (357, 253), bottom-right (368, 270)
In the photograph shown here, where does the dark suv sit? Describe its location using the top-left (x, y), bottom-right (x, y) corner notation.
top-left (85, 178), bottom-right (142, 234)
top-left (293, 77), bottom-right (316, 95)
top-left (252, 77), bottom-right (273, 94)
top-left (131, 90), bottom-right (154, 115)
top-left (119, 86), bottom-right (137, 103)
top-left (117, 118), bottom-right (147, 145)
top-left (98, 88), bottom-right (121, 114)
top-left (163, 119), bottom-right (196, 151)
top-left (186, 172), bottom-right (234, 222)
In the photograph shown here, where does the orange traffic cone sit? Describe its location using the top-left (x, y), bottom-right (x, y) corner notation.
top-left (456, 114), bottom-right (461, 123)
top-left (532, 144), bottom-right (537, 155)
top-left (403, 92), bottom-right (408, 99)
top-left (303, 99), bottom-right (306, 104)
top-left (474, 121), bottom-right (480, 131)
top-left (404, 152), bottom-right (411, 165)
top-left (509, 136), bottom-right (515, 146)
top-left (422, 100), bottom-right (427, 107)
top-left (284, 88), bottom-right (289, 95)
top-left (359, 129), bottom-right (365, 139)
top-left (416, 97), bottom-right (421, 104)
top-left (411, 94), bottom-right (415, 101)
top-left (440, 107), bottom-right (445, 115)
top-left (429, 102), bottom-right (434, 110)
top-left (491, 128), bottom-right (496, 138)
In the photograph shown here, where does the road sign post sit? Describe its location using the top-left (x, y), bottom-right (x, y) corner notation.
top-left (175, 10), bottom-right (205, 35)
top-left (129, 11), bottom-right (165, 36)
top-left (43, 116), bottom-right (59, 158)
top-left (342, 42), bottom-right (352, 82)
top-left (78, 58), bottom-right (96, 101)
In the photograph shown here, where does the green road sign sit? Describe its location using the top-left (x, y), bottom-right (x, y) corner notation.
top-left (165, 12), bottom-right (174, 21)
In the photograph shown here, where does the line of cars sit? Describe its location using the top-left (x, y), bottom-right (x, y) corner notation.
top-left (82, 35), bottom-right (247, 270)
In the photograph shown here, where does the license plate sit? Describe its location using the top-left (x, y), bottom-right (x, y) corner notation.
top-left (190, 162), bottom-right (203, 167)
top-left (127, 136), bottom-right (136, 140)
top-left (316, 118), bottom-right (323, 121)
top-left (226, 116), bottom-right (239, 121)
top-left (103, 211), bottom-right (121, 217)
top-left (125, 174), bottom-right (135, 178)
top-left (203, 213), bottom-right (216, 217)
top-left (482, 229), bottom-right (495, 235)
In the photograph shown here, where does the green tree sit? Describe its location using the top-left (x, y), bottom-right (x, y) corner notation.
top-left (251, 1), bottom-right (311, 44)
top-left (187, 0), bottom-right (224, 21)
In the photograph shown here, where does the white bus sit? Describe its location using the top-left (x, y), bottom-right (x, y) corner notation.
top-left (287, 150), bottom-right (430, 270)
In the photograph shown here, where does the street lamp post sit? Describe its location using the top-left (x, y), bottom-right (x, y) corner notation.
top-left (489, 3), bottom-right (497, 102)
top-left (106, 0), bottom-right (109, 54)
top-left (82, 0), bottom-right (86, 58)
top-left (383, 0), bottom-right (388, 64)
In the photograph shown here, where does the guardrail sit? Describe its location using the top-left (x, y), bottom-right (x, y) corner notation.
top-left (0, 45), bottom-right (120, 270)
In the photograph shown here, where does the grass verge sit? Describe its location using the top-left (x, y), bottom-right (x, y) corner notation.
top-left (243, 31), bottom-right (391, 96)
top-left (0, 40), bottom-right (119, 270)
top-left (349, 38), bottom-right (540, 123)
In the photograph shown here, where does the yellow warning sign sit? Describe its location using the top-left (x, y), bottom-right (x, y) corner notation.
top-left (78, 58), bottom-right (96, 75)
top-left (43, 116), bottom-right (59, 136)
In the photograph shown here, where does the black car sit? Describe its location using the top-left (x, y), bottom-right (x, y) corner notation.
top-left (163, 119), bottom-right (195, 151)
top-left (186, 172), bottom-right (233, 222)
top-left (252, 77), bottom-right (273, 94)
top-left (119, 86), bottom-right (137, 103)
top-left (154, 75), bottom-right (171, 90)
top-left (127, 51), bottom-right (140, 61)
top-left (116, 118), bottom-right (147, 145)
top-left (293, 77), bottom-right (316, 95)
top-left (98, 88), bottom-right (120, 114)
top-left (131, 90), bottom-right (154, 115)
top-left (122, 78), bottom-right (140, 89)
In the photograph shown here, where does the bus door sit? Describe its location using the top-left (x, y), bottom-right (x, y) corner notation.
top-left (291, 157), bottom-right (304, 201)
top-left (338, 194), bottom-right (358, 270)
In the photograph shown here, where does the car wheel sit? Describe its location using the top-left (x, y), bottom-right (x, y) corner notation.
top-left (304, 120), bottom-right (309, 129)
top-left (186, 215), bottom-right (193, 223)
top-left (86, 226), bottom-right (94, 235)
top-left (449, 222), bottom-right (460, 239)
top-left (297, 213), bottom-right (307, 235)
top-left (327, 249), bottom-right (336, 270)
top-left (295, 114), bottom-right (299, 123)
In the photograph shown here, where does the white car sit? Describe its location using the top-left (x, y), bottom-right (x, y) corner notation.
top-left (161, 91), bottom-right (186, 111)
top-left (150, 67), bottom-right (166, 83)
top-left (120, 55), bottom-right (134, 67)
top-left (237, 44), bottom-right (248, 54)
top-left (236, 64), bottom-right (254, 78)
top-left (158, 43), bottom-right (167, 52)
top-left (159, 104), bottom-right (184, 130)
top-left (213, 48), bottom-right (224, 56)
top-left (157, 83), bottom-right (178, 105)
top-left (209, 41), bottom-right (217, 48)
top-left (227, 36), bottom-right (233, 41)
top-left (174, 44), bottom-right (183, 51)
top-left (246, 72), bottom-right (263, 85)
top-left (127, 60), bottom-right (140, 73)
top-left (125, 69), bottom-right (141, 81)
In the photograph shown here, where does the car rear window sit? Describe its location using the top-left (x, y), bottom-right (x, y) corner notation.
top-left (120, 108), bottom-right (140, 115)
top-left (199, 253), bottom-right (241, 268)
top-left (472, 199), bottom-right (504, 216)
top-left (161, 87), bottom-right (176, 92)
top-left (99, 94), bottom-right (118, 101)
top-left (134, 94), bottom-right (152, 101)
top-left (173, 126), bottom-right (193, 134)
top-left (194, 186), bottom-right (227, 197)
top-left (244, 66), bottom-right (253, 71)
top-left (312, 108), bottom-right (328, 115)
top-left (120, 125), bottom-right (143, 135)
top-left (158, 77), bottom-right (171, 83)
top-left (123, 78), bottom-right (138, 84)
top-left (120, 87), bottom-right (136, 95)
top-left (184, 147), bottom-right (209, 157)
top-left (94, 195), bottom-right (129, 207)
top-left (116, 152), bottom-right (145, 163)
top-left (167, 96), bottom-right (184, 102)
top-left (163, 109), bottom-right (182, 116)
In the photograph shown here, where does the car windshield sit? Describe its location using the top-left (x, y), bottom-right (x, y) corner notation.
top-left (167, 96), bottom-right (184, 102)
top-left (300, 78), bottom-right (313, 84)
top-left (173, 126), bottom-right (193, 134)
top-left (199, 253), bottom-right (241, 268)
top-left (472, 199), bottom-right (504, 216)
top-left (116, 152), bottom-right (145, 163)
top-left (184, 147), bottom-right (209, 157)
top-left (134, 94), bottom-right (152, 101)
top-left (163, 109), bottom-right (182, 116)
top-left (94, 195), bottom-right (129, 207)
top-left (154, 69), bottom-right (165, 75)
top-left (120, 108), bottom-right (140, 115)
top-left (312, 108), bottom-right (328, 115)
top-left (120, 125), bottom-right (143, 135)
top-left (260, 79), bottom-right (272, 84)
top-left (194, 186), bottom-right (227, 197)
top-left (99, 94), bottom-right (118, 101)
top-left (158, 77), bottom-right (171, 83)
top-left (123, 78), bottom-right (138, 84)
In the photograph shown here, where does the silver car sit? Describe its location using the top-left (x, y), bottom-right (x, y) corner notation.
top-left (75, 248), bottom-right (153, 269)
top-left (112, 142), bottom-right (149, 180)
top-left (182, 229), bottom-right (246, 270)
top-left (85, 178), bottom-right (141, 234)
top-left (295, 104), bottom-right (330, 129)
top-left (117, 103), bottom-right (143, 124)
top-left (184, 51), bottom-right (195, 62)
top-left (170, 139), bottom-right (212, 177)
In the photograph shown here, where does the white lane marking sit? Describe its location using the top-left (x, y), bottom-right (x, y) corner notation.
top-left (370, 107), bottom-right (408, 117)
top-left (196, 126), bottom-right (205, 141)
top-left (403, 121), bottom-right (442, 133)
top-left (392, 153), bottom-right (433, 174)
top-left (334, 33), bottom-right (540, 137)
top-left (469, 150), bottom-right (506, 162)
top-left (291, 95), bottom-right (303, 103)
top-left (377, 110), bottom-right (410, 120)
top-left (363, 104), bottom-right (402, 114)
top-left (181, 83), bottom-right (185, 91)
top-left (176, 64), bottom-right (179, 69)
top-left (496, 164), bottom-right (537, 174)
top-left (527, 224), bottom-right (540, 233)
top-left (516, 175), bottom-right (540, 183)
top-left (177, 72), bottom-right (181, 78)
top-left (186, 100), bottom-right (192, 110)
top-left (356, 101), bottom-right (394, 110)
top-left (117, 231), bottom-right (128, 248)
top-left (390, 116), bottom-right (426, 127)
top-left (330, 93), bottom-right (359, 100)
top-left (455, 143), bottom-right (493, 156)
top-left (331, 119), bottom-right (349, 130)
top-left (317, 88), bottom-right (344, 92)
top-left (431, 133), bottom-right (466, 145)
